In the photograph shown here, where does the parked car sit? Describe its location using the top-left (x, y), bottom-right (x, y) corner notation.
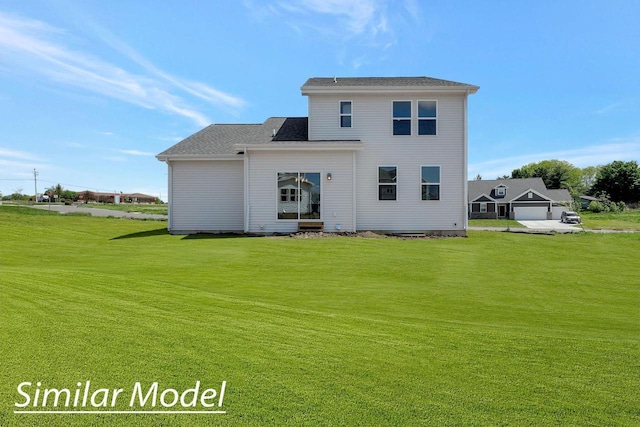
top-left (561, 211), bottom-right (581, 224)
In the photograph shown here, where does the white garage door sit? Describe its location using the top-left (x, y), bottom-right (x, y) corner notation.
top-left (551, 205), bottom-right (565, 220)
top-left (514, 206), bottom-right (547, 220)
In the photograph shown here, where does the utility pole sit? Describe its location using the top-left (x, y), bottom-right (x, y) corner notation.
top-left (33, 168), bottom-right (38, 202)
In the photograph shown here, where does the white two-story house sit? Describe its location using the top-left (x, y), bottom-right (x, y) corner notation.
top-left (156, 76), bottom-right (479, 235)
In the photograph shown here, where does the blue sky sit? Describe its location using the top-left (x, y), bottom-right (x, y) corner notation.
top-left (1, 0), bottom-right (638, 199)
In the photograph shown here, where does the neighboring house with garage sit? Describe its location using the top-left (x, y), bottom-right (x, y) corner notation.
top-left (157, 76), bottom-right (479, 235)
top-left (468, 178), bottom-right (572, 220)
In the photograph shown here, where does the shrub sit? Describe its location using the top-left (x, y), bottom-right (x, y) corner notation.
top-left (589, 200), bottom-right (605, 213)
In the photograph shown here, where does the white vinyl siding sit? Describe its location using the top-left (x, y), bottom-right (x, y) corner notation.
top-left (307, 93), bottom-right (466, 232)
top-left (169, 160), bottom-right (244, 233)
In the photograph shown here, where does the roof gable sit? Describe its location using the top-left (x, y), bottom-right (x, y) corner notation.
top-left (509, 188), bottom-right (551, 202)
top-left (470, 193), bottom-right (497, 203)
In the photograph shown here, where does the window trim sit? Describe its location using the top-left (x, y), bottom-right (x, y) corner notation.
top-left (480, 202), bottom-right (487, 213)
top-left (378, 165), bottom-right (398, 201)
top-left (276, 171), bottom-right (322, 221)
top-left (392, 100), bottom-right (412, 136)
top-left (417, 99), bottom-right (437, 136)
top-left (339, 100), bottom-right (352, 128)
top-left (420, 165), bottom-right (441, 201)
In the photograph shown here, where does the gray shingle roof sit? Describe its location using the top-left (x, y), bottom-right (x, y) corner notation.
top-left (546, 189), bottom-right (572, 203)
top-left (468, 178), bottom-right (571, 202)
top-left (303, 76), bottom-right (476, 88)
top-left (157, 117), bottom-right (309, 157)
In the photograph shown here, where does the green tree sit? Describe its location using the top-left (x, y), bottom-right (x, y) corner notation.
top-left (511, 159), bottom-right (582, 193)
top-left (61, 189), bottom-right (78, 201)
top-left (580, 166), bottom-right (600, 193)
top-left (590, 160), bottom-right (640, 203)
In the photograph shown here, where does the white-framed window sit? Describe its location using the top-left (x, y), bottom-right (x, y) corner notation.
top-left (528, 192), bottom-right (533, 199)
top-left (339, 101), bottom-right (352, 128)
top-left (418, 100), bottom-right (437, 135)
top-left (280, 188), bottom-right (297, 202)
top-left (496, 187), bottom-right (506, 196)
top-left (392, 101), bottom-right (411, 135)
top-left (378, 166), bottom-right (397, 200)
top-left (480, 202), bottom-right (487, 213)
top-left (421, 166), bottom-right (440, 200)
top-left (277, 172), bottom-right (321, 220)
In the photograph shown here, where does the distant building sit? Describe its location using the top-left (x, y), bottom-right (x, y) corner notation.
top-left (77, 191), bottom-right (157, 204)
top-left (468, 178), bottom-right (572, 220)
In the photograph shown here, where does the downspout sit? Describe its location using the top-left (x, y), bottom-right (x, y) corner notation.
top-left (463, 90), bottom-right (469, 231)
top-left (167, 160), bottom-right (173, 232)
top-left (352, 150), bottom-right (357, 232)
top-left (244, 147), bottom-right (250, 233)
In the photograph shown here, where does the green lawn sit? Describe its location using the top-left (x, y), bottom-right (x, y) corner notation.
top-left (79, 203), bottom-right (168, 215)
top-left (580, 209), bottom-right (640, 231)
top-left (468, 219), bottom-right (525, 228)
top-left (1, 201), bottom-right (168, 215)
top-left (1, 206), bottom-right (638, 426)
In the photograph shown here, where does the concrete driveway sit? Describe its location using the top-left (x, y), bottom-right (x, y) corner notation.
top-left (517, 220), bottom-right (582, 231)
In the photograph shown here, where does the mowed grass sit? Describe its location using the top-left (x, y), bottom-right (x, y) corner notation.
top-left (0, 206), bottom-right (638, 426)
top-left (581, 210), bottom-right (640, 231)
top-left (468, 219), bottom-right (525, 228)
top-left (79, 203), bottom-right (168, 215)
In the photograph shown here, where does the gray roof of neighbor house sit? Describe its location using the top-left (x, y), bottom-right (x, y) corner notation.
top-left (157, 117), bottom-right (312, 157)
top-left (302, 76), bottom-right (477, 88)
top-left (546, 189), bottom-right (573, 203)
top-left (468, 178), bottom-right (572, 203)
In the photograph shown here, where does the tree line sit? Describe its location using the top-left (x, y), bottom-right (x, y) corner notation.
top-left (483, 159), bottom-right (640, 207)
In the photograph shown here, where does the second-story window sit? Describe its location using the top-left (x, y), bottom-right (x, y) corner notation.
top-left (340, 101), bottom-right (352, 128)
top-left (393, 101), bottom-right (411, 135)
top-left (418, 100), bottom-right (437, 135)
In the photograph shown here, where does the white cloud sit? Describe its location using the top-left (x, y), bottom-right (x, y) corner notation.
top-left (119, 149), bottom-right (155, 157)
top-left (469, 138), bottom-right (640, 179)
top-left (0, 147), bottom-right (42, 161)
top-left (594, 102), bottom-right (622, 115)
top-left (0, 12), bottom-right (246, 127)
top-left (64, 142), bottom-right (86, 149)
top-left (246, 0), bottom-right (422, 69)
top-left (0, 148), bottom-right (49, 194)
top-left (250, 0), bottom-right (413, 43)
top-left (103, 156), bottom-right (127, 163)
